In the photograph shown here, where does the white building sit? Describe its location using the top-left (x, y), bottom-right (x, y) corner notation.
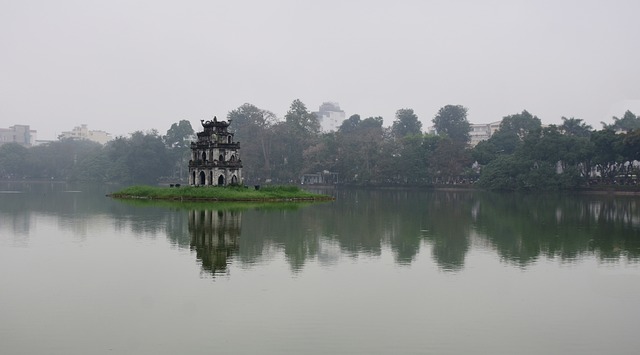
top-left (426, 121), bottom-right (501, 147)
top-left (0, 125), bottom-right (37, 147)
top-left (314, 102), bottom-right (346, 132)
top-left (58, 124), bottom-right (112, 145)
top-left (469, 121), bottom-right (501, 147)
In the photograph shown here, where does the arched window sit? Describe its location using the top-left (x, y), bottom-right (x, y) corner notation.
top-left (201, 151), bottom-right (206, 161)
top-left (228, 136), bottom-right (232, 144)
top-left (219, 154), bottom-right (224, 162)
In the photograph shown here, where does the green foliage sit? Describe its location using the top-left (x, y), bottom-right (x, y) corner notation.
top-left (110, 184), bottom-right (332, 201)
top-left (604, 110), bottom-right (640, 132)
top-left (560, 117), bottom-right (592, 137)
top-left (2, 104), bottom-right (638, 192)
top-left (163, 120), bottom-right (194, 148)
top-left (391, 108), bottom-right (422, 139)
top-left (103, 131), bottom-right (172, 183)
top-left (499, 110), bottom-right (542, 140)
top-left (228, 103), bottom-right (278, 181)
top-left (0, 143), bottom-right (30, 178)
top-left (432, 104), bottom-right (471, 145)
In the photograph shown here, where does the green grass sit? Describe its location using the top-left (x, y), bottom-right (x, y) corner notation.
top-left (108, 184), bottom-right (334, 202)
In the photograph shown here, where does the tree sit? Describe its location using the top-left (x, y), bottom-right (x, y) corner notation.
top-left (431, 137), bottom-right (472, 184)
top-left (284, 99), bottom-right (320, 136)
top-left (391, 108), bottom-right (422, 139)
top-left (164, 120), bottom-right (195, 181)
top-left (163, 120), bottom-right (194, 148)
top-left (228, 103), bottom-right (278, 182)
top-left (590, 129), bottom-right (624, 180)
top-left (499, 110), bottom-right (542, 140)
top-left (560, 117), bottom-right (592, 137)
top-left (28, 139), bottom-right (103, 180)
top-left (279, 99), bottom-right (321, 181)
top-left (0, 143), bottom-right (30, 179)
top-left (103, 130), bottom-right (171, 183)
top-left (432, 104), bottom-right (470, 145)
top-left (603, 110), bottom-right (640, 132)
top-left (335, 116), bottom-right (385, 184)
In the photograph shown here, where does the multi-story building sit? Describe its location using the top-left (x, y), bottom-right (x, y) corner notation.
top-left (58, 124), bottom-right (111, 145)
top-left (469, 121), bottom-right (501, 147)
top-left (314, 102), bottom-right (346, 132)
top-left (189, 117), bottom-right (243, 186)
top-left (0, 125), bottom-right (37, 147)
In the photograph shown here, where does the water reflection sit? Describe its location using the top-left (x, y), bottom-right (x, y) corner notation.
top-left (189, 209), bottom-right (240, 277)
top-left (2, 182), bottom-right (640, 273)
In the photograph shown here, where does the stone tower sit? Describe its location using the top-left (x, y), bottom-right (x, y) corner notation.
top-left (189, 117), bottom-right (242, 186)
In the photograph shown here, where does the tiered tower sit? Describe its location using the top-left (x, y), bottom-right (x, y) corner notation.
top-left (189, 117), bottom-right (242, 186)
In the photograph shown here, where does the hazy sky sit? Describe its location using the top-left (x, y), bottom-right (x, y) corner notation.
top-left (2, 0), bottom-right (639, 140)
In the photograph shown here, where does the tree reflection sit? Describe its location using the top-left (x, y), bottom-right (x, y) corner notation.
top-left (178, 190), bottom-right (640, 274)
top-left (7, 182), bottom-right (638, 275)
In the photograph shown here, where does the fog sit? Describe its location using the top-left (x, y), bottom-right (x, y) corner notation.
top-left (1, 0), bottom-right (639, 140)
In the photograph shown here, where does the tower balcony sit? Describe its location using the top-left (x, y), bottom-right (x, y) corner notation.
top-left (189, 159), bottom-right (243, 168)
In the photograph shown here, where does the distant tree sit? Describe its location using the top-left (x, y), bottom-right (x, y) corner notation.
top-left (432, 104), bottom-right (471, 145)
top-left (431, 137), bottom-right (472, 183)
top-left (28, 139), bottom-right (103, 180)
top-left (285, 99), bottom-right (320, 136)
top-left (622, 130), bottom-right (640, 162)
top-left (335, 115), bottom-right (385, 184)
top-left (302, 132), bottom-right (338, 175)
top-left (603, 110), bottom-right (640, 132)
top-left (499, 110), bottom-right (542, 140)
top-left (0, 143), bottom-right (30, 178)
top-left (471, 139), bottom-right (501, 165)
top-left (338, 114), bottom-right (362, 134)
top-left (103, 130), bottom-right (171, 183)
top-left (590, 129), bottom-right (624, 180)
top-left (228, 103), bottom-right (278, 182)
top-left (163, 120), bottom-right (194, 148)
top-left (163, 120), bottom-right (195, 181)
top-left (560, 117), bottom-right (592, 137)
top-left (391, 108), bottom-right (422, 139)
top-left (279, 99), bottom-right (321, 181)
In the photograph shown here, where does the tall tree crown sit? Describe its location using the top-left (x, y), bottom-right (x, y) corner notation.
top-left (432, 104), bottom-right (470, 144)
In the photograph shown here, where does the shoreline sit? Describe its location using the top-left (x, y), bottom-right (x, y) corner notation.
top-left (106, 185), bottom-right (335, 202)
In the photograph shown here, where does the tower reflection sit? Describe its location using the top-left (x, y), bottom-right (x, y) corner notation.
top-left (189, 209), bottom-right (241, 277)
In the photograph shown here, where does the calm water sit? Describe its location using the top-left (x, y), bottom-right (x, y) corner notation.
top-left (1, 182), bottom-right (639, 354)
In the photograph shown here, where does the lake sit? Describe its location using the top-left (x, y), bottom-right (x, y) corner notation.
top-left (1, 182), bottom-right (639, 354)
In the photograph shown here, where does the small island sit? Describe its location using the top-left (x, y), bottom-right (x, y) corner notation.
top-left (108, 185), bottom-right (334, 202)
top-left (108, 117), bottom-right (333, 202)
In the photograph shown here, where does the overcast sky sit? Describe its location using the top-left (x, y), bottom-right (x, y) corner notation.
top-left (2, 0), bottom-right (639, 140)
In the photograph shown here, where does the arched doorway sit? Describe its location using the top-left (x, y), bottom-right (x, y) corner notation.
top-left (192, 171), bottom-right (196, 185)
top-left (199, 171), bottom-right (206, 185)
top-left (231, 175), bottom-right (238, 184)
top-left (209, 171), bottom-right (213, 186)
top-left (218, 175), bottom-right (225, 186)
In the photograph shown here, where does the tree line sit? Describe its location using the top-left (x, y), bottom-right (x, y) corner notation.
top-left (1, 99), bottom-right (639, 190)
top-left (0, 121), bottom-right (195, 184)
top-left (230, 100), bottom-right (640, 190)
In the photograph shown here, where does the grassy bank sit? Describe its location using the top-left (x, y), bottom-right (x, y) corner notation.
top-left (108, 185), bottom-right (334, 202)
